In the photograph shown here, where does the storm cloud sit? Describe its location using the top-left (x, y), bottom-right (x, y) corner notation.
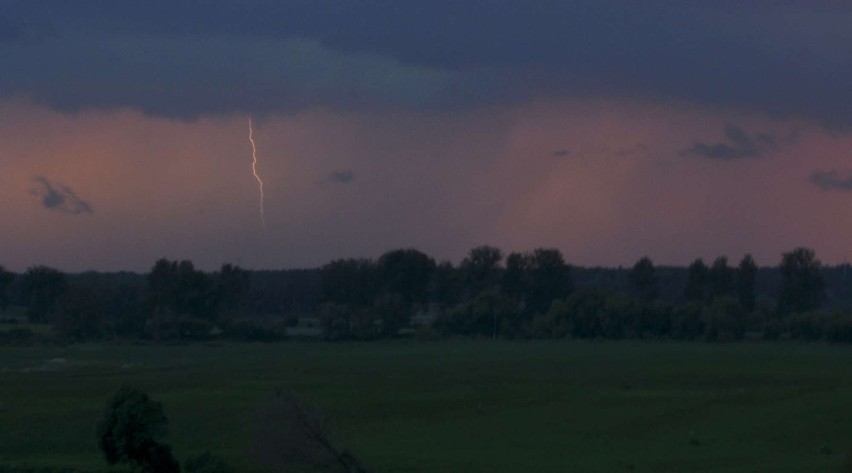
top-left (1, 1), bottom-right (852, 125)
top-left (810, 170), bottom-right (852, 192)
top-left (30, 177), bottom-right (93, 214)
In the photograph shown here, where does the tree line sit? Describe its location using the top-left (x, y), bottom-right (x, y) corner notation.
top-left (0, 246), bottom-right (850, 344)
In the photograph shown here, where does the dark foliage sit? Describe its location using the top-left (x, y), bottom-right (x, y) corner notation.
top-left (96, 387), bottom-right (179, 473)
top-left (629, 257), bottom-right (658, 304)
top-left (0, 266), bottom-right (14, 314)
top-left (20, 265), bottom-right (66, 322)
top-left (778, 247), bottom-right (825, 314)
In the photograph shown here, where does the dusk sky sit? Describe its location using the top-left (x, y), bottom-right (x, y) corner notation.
top-left (2, 1), bottom-right (852, 272)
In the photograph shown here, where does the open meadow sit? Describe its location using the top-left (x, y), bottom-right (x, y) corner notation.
top-left (1, 341), bottom-right (852, 472)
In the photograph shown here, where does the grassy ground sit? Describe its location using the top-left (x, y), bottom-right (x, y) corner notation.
top-left (1, 341), bottom-right (851, 472)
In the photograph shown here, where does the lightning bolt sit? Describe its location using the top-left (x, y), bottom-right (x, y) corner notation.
top-left (248, 118), bottom-right (267, 232)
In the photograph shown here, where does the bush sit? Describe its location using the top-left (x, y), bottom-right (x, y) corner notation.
top-left (97, 387), bottom-right (179, 473)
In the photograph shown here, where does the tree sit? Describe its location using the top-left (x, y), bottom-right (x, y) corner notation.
top-left (56, 285), bottom-right (109, 341)
top-left (736, 254), bottom-right (758, 312)
top-left (376, 248), bottom-right (436, 307)
top-left (372, 292), bottom-right (407, 337)
top-left (147, 259), bottom-right (212, 318)
top-left (503, 252), bottom-right (530, 303)
top-left (778, 247), bottom-right (825, 314)
top-left (97, 387), bottom-right (179, 473)
top-left (526, 248), bottom-right (573, 314)
top-left (214, 263), bottom-right (250, 322)
top-left (320, 258), bottom-right (378, 308)
top-left (708, 257), bottom-right (733, 299)
top-left (460, 245), bottom-right (503, 295)
top-left (20, 265), bottom-right (66, 322)
top-left (629, 257), bottom-right (658, 304)
top-left (0, 266), bottom-right (14, 315)
top-left (432, 261), bottom-right (463, 309)
top-left (683, 258), bottom-right (708, 303)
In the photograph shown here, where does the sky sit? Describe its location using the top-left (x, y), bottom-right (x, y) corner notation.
top-left (1, 1), bottom-right (852, 272)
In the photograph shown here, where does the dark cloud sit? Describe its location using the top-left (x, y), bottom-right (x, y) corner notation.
top-left (552, 150), bottom-right (570, 157)
top-left (30, 177), bottom-right (93, 214)
top-left (681, 124), bottom-right (776, 161)
top-left (328, 170), bottom-right (355, 184)
top-left (1, 2), bottom-right (852, 124)
top-left (810, 170), bottom-right (852, 191)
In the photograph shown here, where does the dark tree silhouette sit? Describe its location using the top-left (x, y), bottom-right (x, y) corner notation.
top-left (377, 248), bottom-right (436, 307)
top-left (778, 247), bottom-right (825, 314)
top-left (460, 245), bottom-right (503, 295)
top-left (56, 285), bottom-right (108, 341)
top-left (214, 263), bottom-right (250, 321)
top-left (432, 261), bottom-right (463, 309)
top-left (503, 252), bottom-right (530, 303)
top-left (20, 265), bottom-right (66, 322)
top-left (683, 258), bottom-right (708, 303)
top-left (0, 265), bottom-right (14, 315)
top-left (629, 257), bottom-right (658, 304)
top-left (147, 259), bottom-right (212, 318)
top-left (320, 258), bottom-right (378, 308)
top-left (708, 257), bottom-right (734, 299)
top-left (97, 387), bottom-right (179, 473)
top-left (736, 254), bottom-right (758, 312)
top-left (526, 248), bottom-right (573, 314)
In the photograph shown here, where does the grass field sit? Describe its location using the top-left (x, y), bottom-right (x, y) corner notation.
top-left (1, 341), bottom-right (851, 472)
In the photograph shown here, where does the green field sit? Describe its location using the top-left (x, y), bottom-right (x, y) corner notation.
top-left (1, 341), bottom-right (851, 472)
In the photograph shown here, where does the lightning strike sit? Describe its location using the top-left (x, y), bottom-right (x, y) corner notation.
top-left (248, 118), bottom-right (267, 232)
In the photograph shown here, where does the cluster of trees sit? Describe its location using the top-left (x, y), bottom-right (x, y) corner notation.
top-left (0, 245), bottom-right (850, 344)
top-left (315, 246), bottom-right (844, 342)
top-left (0, 260), bottom-right (257, 342)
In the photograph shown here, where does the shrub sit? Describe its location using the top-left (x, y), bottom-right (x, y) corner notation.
top-left (96, 387), bottom-right (179, 473)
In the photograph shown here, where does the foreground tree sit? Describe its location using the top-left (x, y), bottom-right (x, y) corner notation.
top-left (97, 387), bottom-right (179, 473)
top-left (253, 393), bottom-right (372, 473)
top-left (778, 247), bottom-right (825, 314)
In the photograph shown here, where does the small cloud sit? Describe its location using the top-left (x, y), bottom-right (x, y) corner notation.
top-left (551, 149), bottom-right (570, 157)
top-left (328, 170), bottom-right (355, 184)
top-left (30, 177), bottom-right (93, 214)
top-left (681, 124), bottom-right (775, 161)
top-left (810, 170), bottom-right (852, 191)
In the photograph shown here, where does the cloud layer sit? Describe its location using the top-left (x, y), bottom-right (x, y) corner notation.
top-left (1, 2), bottom-right (852, 124)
